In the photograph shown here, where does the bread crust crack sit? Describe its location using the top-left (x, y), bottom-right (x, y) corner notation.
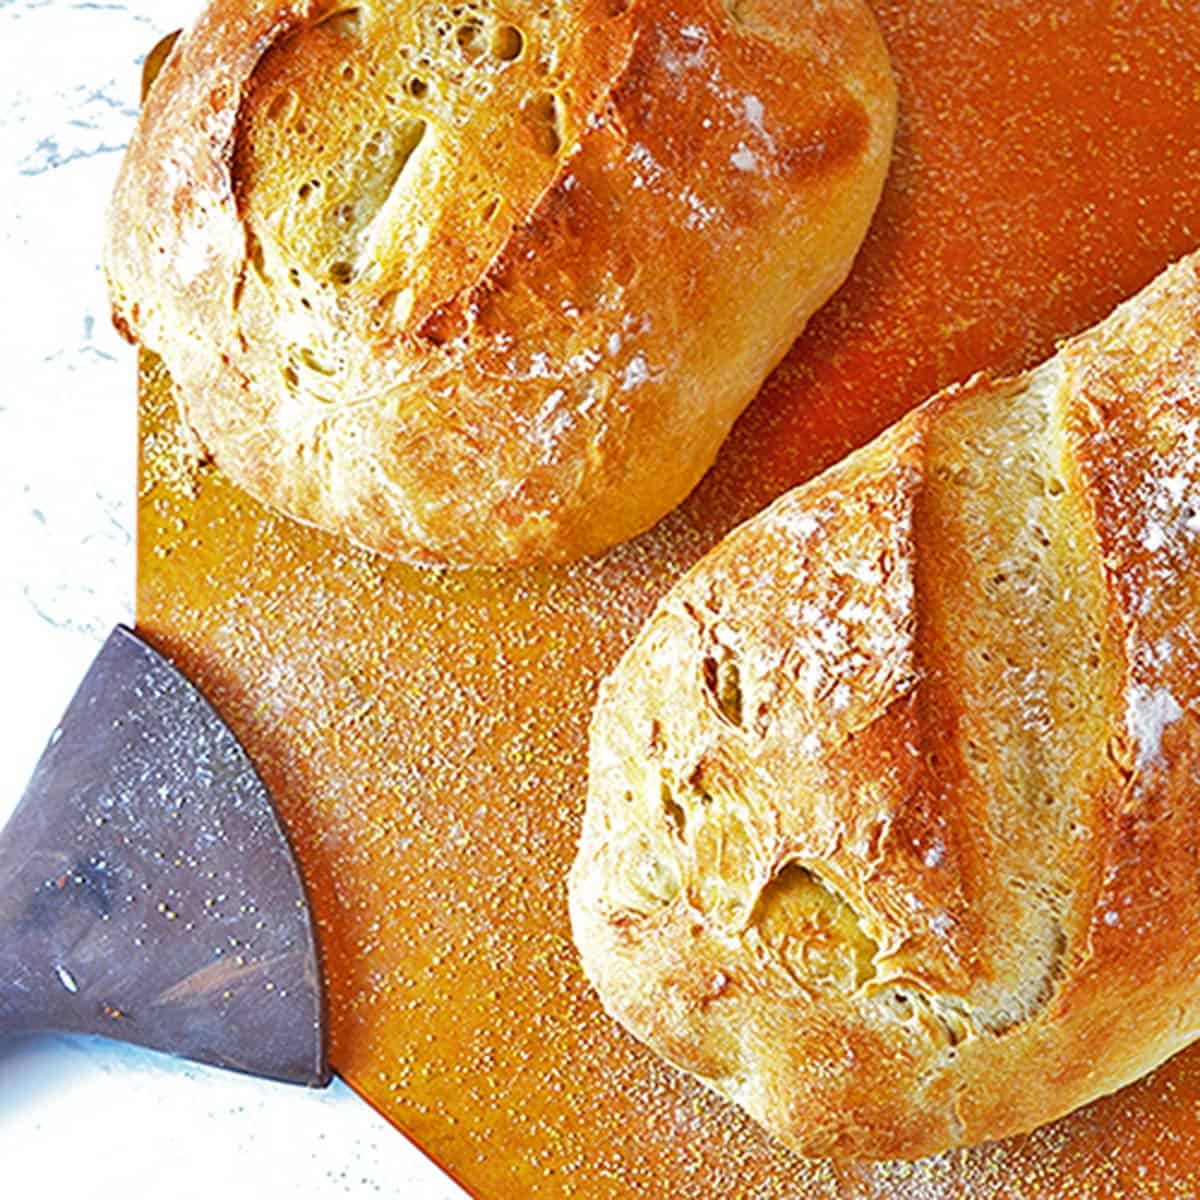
top-left (571, 251), bottom-right (1200, 1159)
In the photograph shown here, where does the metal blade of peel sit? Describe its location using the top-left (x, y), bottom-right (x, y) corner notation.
top-left (0, 625), bottom-right (328, 1086)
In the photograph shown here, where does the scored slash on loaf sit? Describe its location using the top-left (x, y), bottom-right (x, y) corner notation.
top-left (103, 0), bottom-right (896, 566)
top-left (569, 250), bottom-right (1200, 1159)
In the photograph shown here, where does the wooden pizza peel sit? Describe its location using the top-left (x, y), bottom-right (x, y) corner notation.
top-left (135, 2), bottom-right (1200, 1195)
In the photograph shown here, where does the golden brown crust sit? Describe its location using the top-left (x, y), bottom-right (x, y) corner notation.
top-left (104, 0), bottom-right (896, 566)
top-left (569, 251), bottom-right (1200, 1158)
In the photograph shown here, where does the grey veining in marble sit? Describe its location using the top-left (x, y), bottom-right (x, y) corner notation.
top-left (0, 4), bottom-right (464, 1195)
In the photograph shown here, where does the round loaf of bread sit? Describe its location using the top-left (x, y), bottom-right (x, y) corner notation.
top-left (569, 252), bottom-right (1200, 1158)
top-left (104, 0), bottom-right (896, 565)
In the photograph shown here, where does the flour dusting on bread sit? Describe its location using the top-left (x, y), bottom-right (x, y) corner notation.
top-left (105, 0), bottom-right (897, 565)
top-left (570, 250), bottom-right (1200, 1160)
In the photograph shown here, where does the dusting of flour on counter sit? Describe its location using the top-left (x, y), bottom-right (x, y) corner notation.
top-left (730, 144), bottom-right (757, 173)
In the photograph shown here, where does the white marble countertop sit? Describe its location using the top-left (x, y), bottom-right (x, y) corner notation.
top-left (0, 3), bottom-right (465, 1195)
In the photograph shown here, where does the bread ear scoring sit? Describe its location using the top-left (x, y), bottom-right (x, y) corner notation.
top-left (569, 251), bottom-right (1200, 1159)
top-left (104, 0), bottom-right (896, 565)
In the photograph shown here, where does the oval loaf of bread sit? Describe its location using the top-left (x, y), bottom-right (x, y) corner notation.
top-left (569, 251), bottom-right (1200, 1158)
top-left (104, 0), bottom-right (896, 566)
